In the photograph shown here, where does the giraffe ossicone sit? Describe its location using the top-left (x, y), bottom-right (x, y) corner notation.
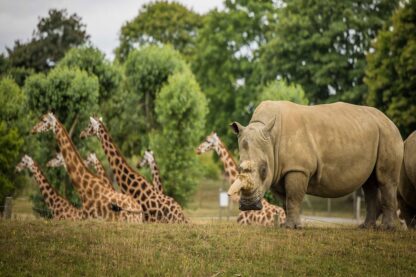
top-left (137, 150), bottom-right (163, 193)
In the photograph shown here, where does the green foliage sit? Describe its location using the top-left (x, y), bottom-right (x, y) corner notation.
top-left (24, 67), bottom-right (99, 125)
top-left (0, 78), bottom-right (27, 211)
top-left (116, 1), bottom-right (202, 62)
top-left (6, 9), bottom-right (89, 72)
top-left (256, 80), bottom-right (309, 106)
top-left (192, 0), bottom-right (277, 149)
top-left (260, 0), bottom-right (399, 104)
top-left (150, 70), bottom-right (208, 205)
top-left (2, 67), bottom-right (35, 87)
top-left (24, 67), bottom-right (99, 216)
top-left (57, 47), bottom-right (122, 102)
top-left (366, 1), bottom-right (416, 137)
top-left (110, 45), bottom-right (187, 155)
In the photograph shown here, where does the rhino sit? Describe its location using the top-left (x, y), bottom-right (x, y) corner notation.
top-left (228, 101), bottom-right (403, 229)
top-left (398, 131), bottom-right (416, 228)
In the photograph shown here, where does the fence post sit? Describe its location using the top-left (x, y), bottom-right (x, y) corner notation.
top-left (274, 213), bottom-right (281, 228)
top-left (355, 196), bottom-right (361, 220)
top-left (4, 197), bottom-right (12, 219)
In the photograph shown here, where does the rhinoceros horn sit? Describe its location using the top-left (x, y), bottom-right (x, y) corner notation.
top-left (228, 178), bottom-right (243, 197)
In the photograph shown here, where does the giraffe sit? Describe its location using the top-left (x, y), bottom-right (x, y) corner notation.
top-left (47, 152), bottom-right (114, 191)
top-left (79, 117), bottom-right (188, 223)
top-left (16, 155), bottom-right (83, 220)
top-left (196, 132), bottom-right (286, 226)
top-left (137, 150), bottom-right (163, 193)
top-left (31, 113), bottom-right (143, 223)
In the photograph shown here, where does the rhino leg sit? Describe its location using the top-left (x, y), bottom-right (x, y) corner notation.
top-left (398, 193), bottom-right (416, 228)
top-left (284, 172), bottom-right (307, 229)
top-left (375, 141), bottom-right (402, 230)
top-left (360, 175), bottom-right (379, 228)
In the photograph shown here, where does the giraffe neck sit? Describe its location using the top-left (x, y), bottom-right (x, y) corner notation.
top-left (54, 120), bottom-right (92, 193)
top-left (31, 163), bottom-right (64, 210)
top-left (96, 125), bottom-right (151, 193)
top-left (214, 140), bottom-right (238, 184)
top-left (148, 158), bottom-right (163, 193)
top-left (94, 159), bottom-right (106, 179)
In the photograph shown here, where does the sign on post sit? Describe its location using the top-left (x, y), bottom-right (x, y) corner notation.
top-left (219, 192), bottom-right (229, 208)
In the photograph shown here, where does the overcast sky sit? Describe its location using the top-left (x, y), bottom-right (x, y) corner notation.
top-left (0, 0), bottom-right (223, 60)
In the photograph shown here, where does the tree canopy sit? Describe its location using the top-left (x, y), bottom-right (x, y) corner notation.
top-left (260, 0), bottom-right (399, 104)
top-left (6, 9), bottom-right (89, 72)
top-left (366, 0), bottom-right (416, 137)
top-left (116, 1), bottom-right (202, 62)
top-left (192, 0), bottom-right (277, 149)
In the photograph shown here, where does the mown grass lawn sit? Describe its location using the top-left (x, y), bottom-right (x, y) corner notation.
top-left (0, 220), bottom-right (415, 276)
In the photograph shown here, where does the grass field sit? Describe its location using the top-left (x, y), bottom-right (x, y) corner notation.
top-left (3, 176), bottom-right (410, 276)
top-left (0, 220), bottom-right (415, 276)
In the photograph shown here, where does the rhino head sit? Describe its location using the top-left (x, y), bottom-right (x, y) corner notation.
top-left (228, 117), bottom-right (276, 211)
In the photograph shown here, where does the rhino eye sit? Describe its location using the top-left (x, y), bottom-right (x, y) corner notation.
top-left (259, 161), bottom-right (267, 181)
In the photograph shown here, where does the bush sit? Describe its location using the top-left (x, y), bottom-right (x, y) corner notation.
top-left (257, 80), bottom-right (309, 105)
top-left (150, 70), bottom-right (208, 205)
top-left (57, 46), bottom-right (122, 102)
top-left (0, 78), bottom-right (27, 211)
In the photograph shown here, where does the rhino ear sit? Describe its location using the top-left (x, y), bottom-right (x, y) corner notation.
top-left (230, 122), bottom-right (245, 135)
top-left (262, 116), bottom-right (276, 138)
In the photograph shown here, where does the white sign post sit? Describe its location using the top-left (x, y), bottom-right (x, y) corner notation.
top-left (219, 192), bottom-right (229, 208)
top-left (219, 189), bottom-right (230, 221)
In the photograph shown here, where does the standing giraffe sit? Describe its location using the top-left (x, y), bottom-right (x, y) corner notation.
top-left (137, 150), bottom-right (163, 193)
top-left (196, 132), bottom-right (286, 226)
top-left (80, 117), bottom-right (188, 223)
top-left (16, 155), bottom-right (83, 220)
top-left (47, 152), bottom-right (114, 191)
top-left (31, 113), bottom-right (143, 223)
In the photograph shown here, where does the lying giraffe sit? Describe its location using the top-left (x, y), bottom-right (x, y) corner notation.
top-left (196, 132), bottom-right (286, 226)
top-left (80, 117), bottom-right (188, 223)
top-left (31, 113), bottom-right (143, 223)
top-left (47, 152), bottom-right (114, 191)
top-left (16, 155), bottom-right (83, 220)
top-left (137, 150), bottom-right (163, 193)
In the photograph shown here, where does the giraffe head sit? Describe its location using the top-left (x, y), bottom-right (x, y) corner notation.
top-left (137, 150), bottom-right (154, 169)
top-left (16, 155), bottom-right (35, 173)
top-left (84, 153), bottom-right (98, 167)
top-left (31, 112), bottom-right (57, 134)
top-left (46, 153), bottom-right (65, 168)
top-left (80, 116), bottom-right (101, 139)
top-left (196, 132), bottom-right (219, 154)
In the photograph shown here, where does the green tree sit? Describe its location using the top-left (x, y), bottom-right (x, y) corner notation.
top-left (7, 9), bottom-right (89, 72)
top-left (111, 45), bottom-right (187, 155)
top-left (192, 0), bottom-right (277, 149)
top-left (260, 0), bottom-right (399, 104)
top-left (150, 70), bottom-right (208, 205)
top-left (24, 67), bottom-right (99, 215)
top-left (57, 46), bottom-right (122, 103)
top-left (256, 80), bottom-right (309, 106)
top-left (366, 1), bottom-right (416, 137)
top-left (116, 1), bottom-right (202, 62)
top-left (0, 78), bottom-right (27, 212)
